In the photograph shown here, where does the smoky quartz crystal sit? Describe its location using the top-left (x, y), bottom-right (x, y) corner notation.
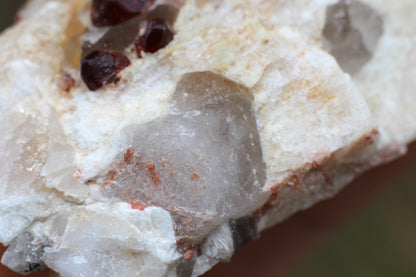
top-left (104, 71), bottom-right (268, 247)
top-left (323, 0), bottom-right (384, 75)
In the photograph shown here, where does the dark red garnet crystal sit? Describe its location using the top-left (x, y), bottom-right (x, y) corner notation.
top-left (135, 18), bottom-right (174, 56)
top-left (81, 50), bottom-right (131, 91)
top-left (81, 5), bottom-right (178, 91)
top-left (91, 0), bottom-right (156, 26)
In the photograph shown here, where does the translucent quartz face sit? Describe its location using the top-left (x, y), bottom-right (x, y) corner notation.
top-left (104, 71), bottom-right (268, 244)
top-left (2, 232), bottom-right (49, 274)
top-left (323, 0), bottom-right (384, 75)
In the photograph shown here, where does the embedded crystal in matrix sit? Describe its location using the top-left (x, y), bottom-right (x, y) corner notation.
top-left (323, 0), bottom-right (384, 74)
top-left (104, 71), bottom-right (268, 251)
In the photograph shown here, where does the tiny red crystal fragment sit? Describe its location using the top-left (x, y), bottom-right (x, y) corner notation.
top-left (91, 0), bottom-right (156, 26)
top-left (146, 162), bottom-right (160, 186)
top-left (127, 200), bottom-right (147, 211)
top-left (190, 173), bottom-right (200, 181)
top-left (135, 18), bottom-right (174, 56)
top-left (180, 245), bottom-right (196, 260)
top-left (81, 50), bottom-right (131, 91)
top-left (124, 148), bottom-right (135, 164)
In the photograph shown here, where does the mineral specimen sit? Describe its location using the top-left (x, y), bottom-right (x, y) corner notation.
top-left (81, 50), bottom-right (131, 90)
top-left (91, 0), bottom-right (156, 26)
top-left (82, 4), bottom-right (179, 90)
top-left (135, 18), bottom-right (174, 55)
top-left (0, 0), bottom-right (415, 277)
top-left (104, 71), bottom-right (268, 250)
top-left (323, 0), bottom-right (384, 74)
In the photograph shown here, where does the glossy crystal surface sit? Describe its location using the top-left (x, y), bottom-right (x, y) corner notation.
top-left (323, 0), bottom-right (384, 74)
top-left (135, 18), bottom-right (174, 56)
top-left (81, 50), bottom-right (131, 91)
top-left (104, 71), bottom-right (268, 245)
top-left (91, 0), bottom-right (156, 27)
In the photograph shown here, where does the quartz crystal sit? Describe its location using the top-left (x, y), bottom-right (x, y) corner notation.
top-left (323, 0), bottom-right (384, 74)
top-left (104, 71), bottom-right (268, 248)
top-left (2, 232), bottom-right (49, 274)
top-left (0, 0), bottom-right (415, 277)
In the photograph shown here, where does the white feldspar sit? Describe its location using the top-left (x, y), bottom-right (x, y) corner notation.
top-left (0, 0), bottom-right (415, 276)
top-left (2, 203), bottom-right (181, 277)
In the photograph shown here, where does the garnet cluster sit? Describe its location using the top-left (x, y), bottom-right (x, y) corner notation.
top-left (81, 0), bottom-right (177, 91)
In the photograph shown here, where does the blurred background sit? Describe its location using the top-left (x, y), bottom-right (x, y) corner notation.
top-left (0, 1), bottom-right (415, 277)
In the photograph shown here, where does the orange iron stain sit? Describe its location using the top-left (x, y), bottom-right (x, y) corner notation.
top-left (127, 200), bottom-right (147, 211)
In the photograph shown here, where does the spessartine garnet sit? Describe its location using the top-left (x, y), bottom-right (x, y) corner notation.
top-left (135, 18), bottom-right (174, 56)
top-left (81, 50), bottom-right (131, 91)
top-left (91, 0), bottom-right (156, 27)
top-left (82, 5), bottom-right (178, 91)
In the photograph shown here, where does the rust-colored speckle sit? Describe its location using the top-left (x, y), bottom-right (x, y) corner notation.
top-left (291, 175), bottom-right (300, 185)
top-left (127, 200), bottom-right (147, 211)
top-left (161, 159), bottom-right (169, 169)
top-left (109, 170), bottom-right (118, 180)
top-left (74, 168), bottom-right (83, 179)
top-left (180, 245), bottom-right (196, 260)
top-left (146, 162), bottom-right (160, 186)
top-left (102, 170), bottom-right (119, 188)
top-left (311, 160), bottom-right (334, 186)
top-left (124, 148), bottom-right (135, 164)
top-left (102, 180), bottom-right (112, 187)
top-left (58, 73), bottom-right (75, 92)
top-left (190, 173), bottom-right (200, 181)
top-left (253, 191), bottom-right (278, 218)
top-left (363, 129), bottom-right (379, 144)
top-left (269, 191), bottom-right (278, 201)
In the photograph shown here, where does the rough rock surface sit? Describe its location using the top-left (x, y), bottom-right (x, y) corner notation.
top-left (0, 0), bottom-right (415, 276)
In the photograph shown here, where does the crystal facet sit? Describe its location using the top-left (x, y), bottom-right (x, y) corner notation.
top-left (104, 71), bottom-right (268, 245)
top-left (323, 0), bottom-right (384, 74)
top-left (135, 18), bottom-right (174, 56)
top-left (1, 0), bottom-right (415, 276)
top-left (82, 5), bottom-right (179, 90)
top-left (81, 50), bottom-right (131, 91)
top-left (1, 232), bottom-right (49, 274)
top-left (91, 0), bottom-right (156, 27)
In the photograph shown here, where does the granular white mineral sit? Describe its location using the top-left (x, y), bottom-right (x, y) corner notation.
top-left (0, 0), bottom-right (415, 276)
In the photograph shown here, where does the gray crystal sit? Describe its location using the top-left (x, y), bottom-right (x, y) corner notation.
top-left (1, 232), bottom-right (49, 274)
top-left (176, 258), bottom-right (196, 277)
top-left (323, 0), bottom-right (384, 75)
top-left (104, 71), bottom-right (268, 245)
